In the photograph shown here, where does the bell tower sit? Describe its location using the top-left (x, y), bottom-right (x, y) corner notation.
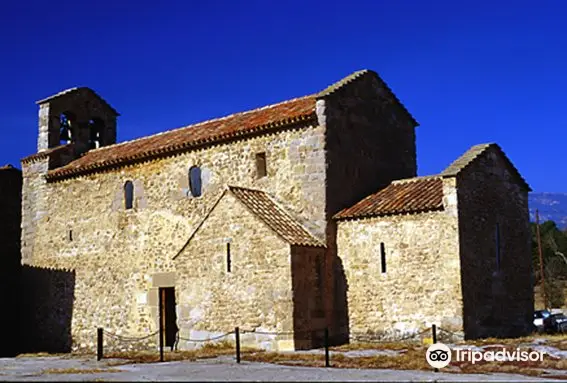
top-left (35, 87), bottom-right (119, 156)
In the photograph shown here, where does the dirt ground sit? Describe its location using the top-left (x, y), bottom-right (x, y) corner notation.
top-left (0, 355), bottom-right (562, 382)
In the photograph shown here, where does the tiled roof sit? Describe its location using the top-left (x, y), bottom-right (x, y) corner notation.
top-left (228, 186), bottom-right (324, 247)
top-left (334, 177), bottom-right (444, 220)
top-left (34, 69), bottom-right (417, 182)
top-left (441, 143), bottom-right (531, 191)
top-left (45, 95), bottom-right (317, 181)
top-left (21, 144), bottom-right (74, 164)
top-left (172, 186), bottom-right (325, 260)
top-left (36, 87), bottom-right (120, 116)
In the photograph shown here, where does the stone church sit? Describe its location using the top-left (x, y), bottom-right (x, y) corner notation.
top-left (16, 69), bottom-right (533, 352)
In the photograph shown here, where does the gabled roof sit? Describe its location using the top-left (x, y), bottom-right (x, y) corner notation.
top-left (440, 143), bottom-right (531, 191)
top-left (36, 87), bottom-right (120, 116)
top-left (38, 69), bottom-right (415, 182)
top-left (173, 186), bottom-right (324, 259)
top-left (334, 177), bottom-right (444, 220)
top-left (317, 69), bottom-right (418, 126)
top-left (228, 186), bottom-right (324, 247)
top-left (45, 95), bottom-right (317, 182)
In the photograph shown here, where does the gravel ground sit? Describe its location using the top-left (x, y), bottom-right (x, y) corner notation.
top-left (0, 356), bottom-right (561, 382)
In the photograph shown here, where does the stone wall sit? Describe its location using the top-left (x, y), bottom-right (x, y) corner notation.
top-left (318, 73), bottom-right (418, 341)
top-left (322, 74), bottom-right (417, 217)
top-left (0, 166), bottom-right (22, 357)
top-left (38, 90), bottom-right (117, 153)
top-left (455, 148), bottom-right (533, 339)
top-left (175, 193), bottom-right (324, 351)
top-left (22, 123), bottom-right (327, 352)
top-left (290, 245), bottom-right (326, 349)
top-left (19, 265), bottom-right (76, 353)
top-left (21, 158), bottom-right (49, 264)
top-left (336, 188), bottom-right (462, 340)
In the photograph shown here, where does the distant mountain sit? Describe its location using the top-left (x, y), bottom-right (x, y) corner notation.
top-left (529, 193), bottom-right (567, 230)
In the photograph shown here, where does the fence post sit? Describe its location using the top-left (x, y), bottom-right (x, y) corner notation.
top-left (324, 328), bottom-right (330, 367)
top-left (96, 328), bottom-right (103, 361)
top-left (159, 289), bottom-right (164, 363)
top-left (432, 324), bottom-right (438, 373)
top-left (235, 327), bottom-right (241, 364)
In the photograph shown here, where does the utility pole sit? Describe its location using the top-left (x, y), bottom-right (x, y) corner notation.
top-left (535, 209), bottom-right (548, 310)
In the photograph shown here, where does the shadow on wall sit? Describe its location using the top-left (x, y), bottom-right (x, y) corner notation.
top-left (0, 259), bottom-right (20, 357)
top-left (289, 240), bottom-right (350, 348)
top-left (18, 265), bottom-right (76, 354)
top-left (332, 255), bottom-right (349, 346)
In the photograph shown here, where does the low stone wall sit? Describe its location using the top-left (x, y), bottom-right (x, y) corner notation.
top-left (19, 265), bottom-right (76, 353)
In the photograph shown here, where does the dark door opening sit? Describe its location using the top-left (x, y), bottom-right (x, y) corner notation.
top-left (159, 287), bottom-right (178, 350)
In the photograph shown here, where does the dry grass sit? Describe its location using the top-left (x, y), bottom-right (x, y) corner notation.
top-left (243, 346), bottom-right (429, 370)
top-left (459, 333), bottom-right (567, 350)
top-left (104, 340), bottom-right (257, 365)
top-left (16, 352), bottom-right (70, 358)
top-left (243, 340), bottom-right (567, 378)
top-left (41, 367), bottom-right (124, 374)
top-left (331, 341), bottom-right (414, 352)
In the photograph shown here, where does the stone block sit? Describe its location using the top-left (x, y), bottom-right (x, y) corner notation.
top-left (152, 272), bottom-right (176, 288)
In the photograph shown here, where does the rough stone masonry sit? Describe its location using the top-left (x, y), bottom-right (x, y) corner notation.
top-left (18, 69), bottom-right (533, 353)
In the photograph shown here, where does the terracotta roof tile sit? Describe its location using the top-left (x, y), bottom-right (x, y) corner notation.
top-left (228, 186), bottom-right (324, 247)
top-left (45, 95), bottom-right (316, 181)
top-left (35, 69), bottom-right (417, 182)
top-left (334, 177), bottom-right (444, 220)
top-left (21, 144), bottom-right (74, 164)
top-left (441, 143), bottom-right (531, 191)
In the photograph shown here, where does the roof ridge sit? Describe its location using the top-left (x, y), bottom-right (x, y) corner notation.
top-left (226, 184), bottom-right (266, 194)
top-left (440, 143), bottom-right (494, 176)
top-left (315, 69), bottom-right (418, 126)
top-left (391, 175), bottom-right (442, 184)
top-left (317, 69), bottom-right (373, 98)
top-left (440, 142), bottom-right (531, 191)
top-left (86, 94), bottom-right (316, 155)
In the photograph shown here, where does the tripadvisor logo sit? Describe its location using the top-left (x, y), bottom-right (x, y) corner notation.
top-left (426, 343), bottom-right (452, 368)
top-left (426, 342), bottom-right (546, 369)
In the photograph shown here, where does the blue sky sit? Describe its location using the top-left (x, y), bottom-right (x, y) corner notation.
top-left (1, 0), bottom-right (565, 192)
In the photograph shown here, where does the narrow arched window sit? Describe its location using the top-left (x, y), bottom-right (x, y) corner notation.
top-left (124, 181), bottom-right (134, 209)
top-left (59, 112), bottom-right (75, 145)
top-left (189, 166), bottom-right (202, 197)
top-left (88, 118), bottom-right (104, 149)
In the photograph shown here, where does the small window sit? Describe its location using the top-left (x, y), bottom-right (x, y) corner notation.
top-left (256, 152), bottom-right (267, 178)
top-left (189, 166), bottom-right (202, 197)
top-left (68, 230), bottom-right (73, 242)
top-left (380, 242), bottom-right (386, 273)
top-left (495, 223), bottom-right (501, 271)
top-left (226, 242), bottom-right (231, 273)
top-left (124, 181), bottom-right (134, 210)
